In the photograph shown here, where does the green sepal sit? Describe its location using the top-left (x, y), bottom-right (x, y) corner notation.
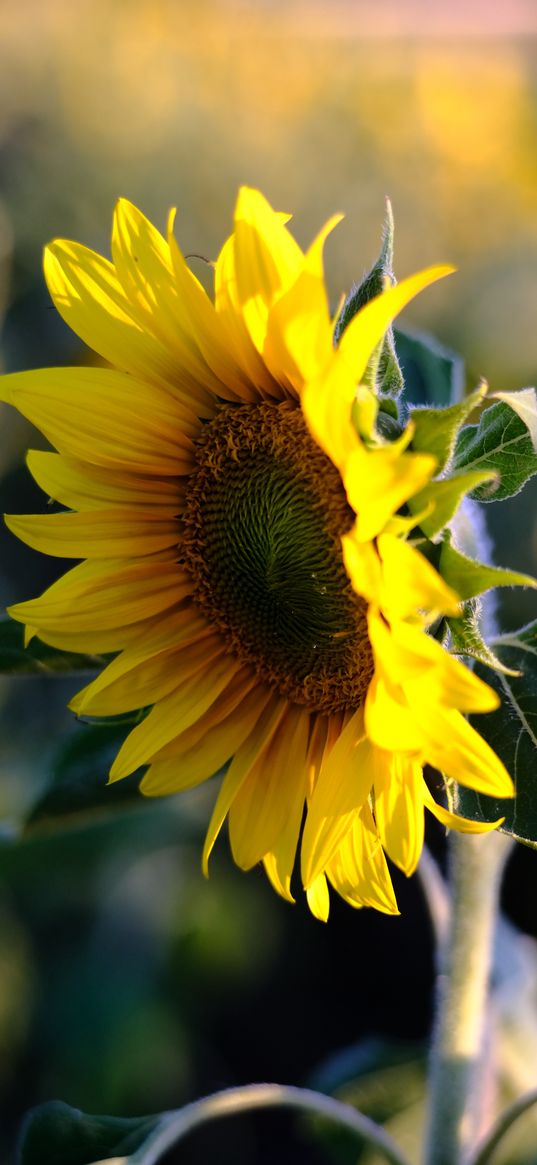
top-left (439, 535), bottom-right (537, 601)
top-left (446, 602), bottom-right (520, 677)
top-left (334, 200), bottom-right (404, 396)
top-left (378, 395), bottom-right (399, 421)
top-left (410, 469), bottom-right (497, 539)
top-left (453, 391), bottom-right (537, 502)
top-left (410, 383), bottom-right (486, 474)
top-left (453, 626), bottom-right (537, 847)
top-left (0, 615), bottom-right (105, 676)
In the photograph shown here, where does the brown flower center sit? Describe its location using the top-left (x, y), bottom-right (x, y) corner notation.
top-left (180, 401), bottom-right (373, 715)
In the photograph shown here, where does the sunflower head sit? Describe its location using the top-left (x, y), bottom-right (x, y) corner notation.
top-left (3, 187), bottom-right (532, 920)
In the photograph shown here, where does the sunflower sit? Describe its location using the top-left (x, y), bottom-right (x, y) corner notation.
top-left (1, 188), bottom-right (514, 920)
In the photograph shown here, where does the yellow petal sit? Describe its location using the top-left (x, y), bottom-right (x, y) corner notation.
top-left (71, 605), bottom-right (210, 714)
top-left (141, 679), bottom-right (269, 796)
top-left (202, 694), bottom-right (288, 873)
top-left (301, 708), bottom-right (374, 887)
top-left (376, 533), bottom-right (460, 619)
top-left (327, 803), bottom-right (399, 915)
top-left (9, 558), bottom-right (187, 649)
top-left (344, 439), bottom-right (437, 542)
top-left (75, 634), bottom-right (224, 718)
top-left (214, 234), bottom-right (281, 398)
top-left (365, 670), bottom-right (424, 752)
top-left (44, 238), bottom-right (213, 413)
top-left (26, 451), bottom-right (183, 512)
top-left (264, 214), bottom-right (342, 388)
top-left (109, 652), bottom-right (241, 780)
top-left (412, 703), bottom-right (514, 798)
top-left (229, 705), bottom-right (309, 870)
top-left (233, 186), bottom-right (303, 356)
top-left (338, 265), bottom-right (455, 383)
top-left (167, 209), bottom-right (255, 402)
top-left (369, 611), bottom-right (500, 714)
top-left (111, 199), bottom-right (219, 410)
top-left (306, 874), bottom-right (330, 922)
top-left (0, 368), bottom-right (196, 474)
top-left (373, 751), bottom-right (425, 876)
top-left (5, 510), bottom-right (180, 559)
top-left (341, 531), bottom-right (382, 605)
top-left (302, 267), bottom-right (454, 479)
top-left (301, 357), bottom-right (359, 474)
top-left (422, 784), bottom-right (505, 833)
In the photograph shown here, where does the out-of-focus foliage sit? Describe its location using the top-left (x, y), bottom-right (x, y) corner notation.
top-left (1, 3), bottom-right (537, 1163)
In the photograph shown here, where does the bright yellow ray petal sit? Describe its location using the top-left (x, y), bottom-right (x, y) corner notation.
top-left (373, 751), bottom-right (425, 876)
top-left (412, 703), bottom-right (514, 798)
top-left (44, 239), bottom-right (214, 413)
top-left (368, 609), bottom-right (500, 714)
top-left (376, 533), bottom-right (460, 619)
top-left (233, 186), bottom-right (304, 356)
top-left (111, 199), bottom-right (220, 411)
top-left (151, 666), bottom-right (257, 761)
top-left (327, 803), bottom-right (399, 915)
top-left (70, 605), bottom-right (208, 714)
top-left (228, 705), bottom-right (310, 870)
top-left (301, 357), bottom-right (359, 474)
top-left (26, 451), bottom-right (183, 512)
top-left (301, 708), bottom-right (374, 887)
top-left (337, 265), bottom-right (455, 382)
top-left (365, 670), bottom-right (424, 752)
top-left (109, 652), bottom-right (242, 780)
top-left (167, 209), bottom-right (255, 402)
top-left (344, 439), bottom-right (437, 542)
top-left (341, 532), bottom-right (382, 605)
top-left (141, 679), bottom-right (269, 796)
top-left (302, 267), bottom-right (453, 477)
top-left (9, 558), bottom-right (186, 645)
top-left (0, 368), bottom-right (196, 474)
top-left (422, 785), bottom-right (505, 833)
top-left (74, 635), bottom-right (224, 718)
top-left (5, 510), bottom-right (180, 559)
top-left (262, 214), bottom-right (341, 388)
top-left (214, 235), bottom-right (282, 398)
top-left (202, 695), bottom-right (288, 873)
top-left (306, 874), bottom-right (330, 922)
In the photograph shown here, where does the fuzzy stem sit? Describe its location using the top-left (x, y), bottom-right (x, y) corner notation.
top-left (423, 830), bottom-right (511, 1165)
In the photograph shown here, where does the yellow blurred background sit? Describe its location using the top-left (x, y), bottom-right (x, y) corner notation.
top-left (1, 0), bottom-right (537, 393)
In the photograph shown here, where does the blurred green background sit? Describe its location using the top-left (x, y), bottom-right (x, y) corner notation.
top-left (1, 1), bottom-right (537, 1161)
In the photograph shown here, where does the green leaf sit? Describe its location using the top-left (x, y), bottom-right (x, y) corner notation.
top-left (453, 396), bottom-right (537, 502)
top-left (334, 200), bottom-right (404, 396)
top-left (393, 327), bottom-right (464, 407)
top-left (494, 387), bottom-right (537, 449)
top-left (410, 383), bottom-right (486, 474)
top-left (18, 1100), bottom-right (159, 1165)
top-left (453, 621), bottom-right (537, 847)
top-left (23, 721), bottom-right (146, 834)
top-left (439, 537), bottom-right (536, 601)
top-left (0, 616), bottom-right (105, 676)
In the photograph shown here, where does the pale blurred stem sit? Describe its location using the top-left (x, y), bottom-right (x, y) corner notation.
top-left (125, 1083), bottom-right (412, 1165)
top-left (424, 830), bottom-right (512, 1165)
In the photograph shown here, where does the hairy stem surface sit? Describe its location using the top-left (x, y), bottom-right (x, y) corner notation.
top-left (424, 830), bottom-right (511, 1165)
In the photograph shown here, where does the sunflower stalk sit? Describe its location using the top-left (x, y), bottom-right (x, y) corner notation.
top-left (424, 830), bottom-right (512, 1165)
